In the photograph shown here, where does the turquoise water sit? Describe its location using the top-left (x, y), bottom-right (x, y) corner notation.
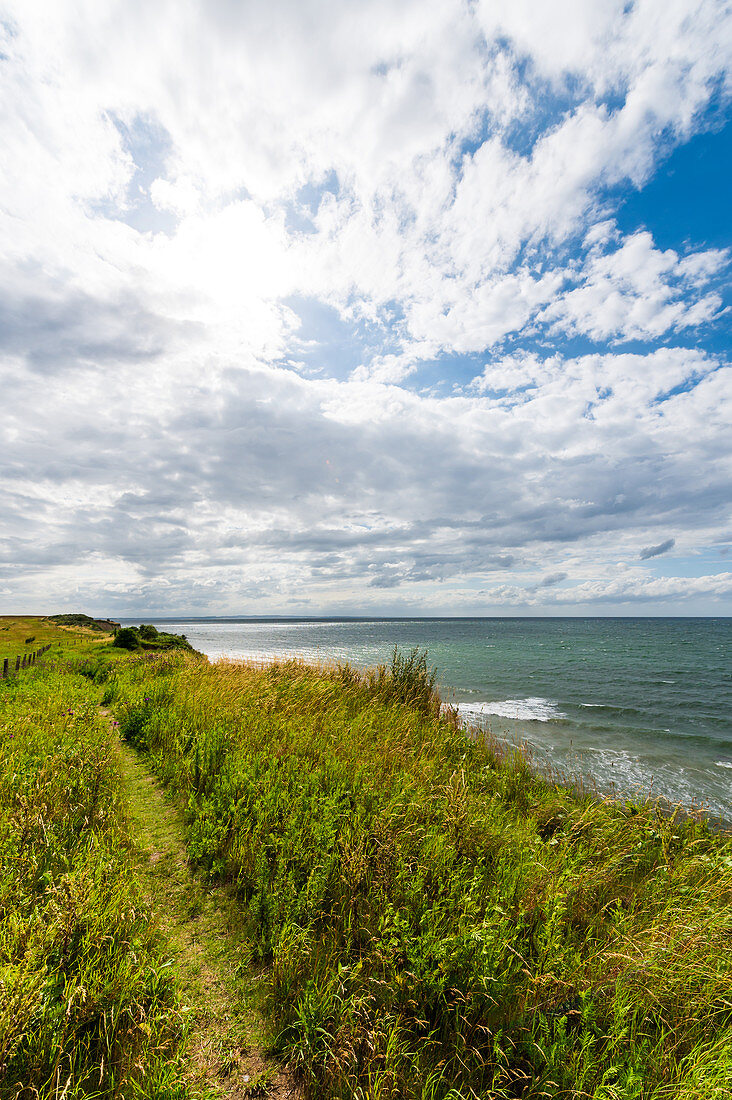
top-left (125, 617), bottom-right (732, 820)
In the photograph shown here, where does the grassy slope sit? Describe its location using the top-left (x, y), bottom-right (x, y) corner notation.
top-left (0, 660), bottom-right (189, 1099)
top-left (0, 616), bottom-right (112, 663)
top-left (104, 653), bottom-right (732, 1100)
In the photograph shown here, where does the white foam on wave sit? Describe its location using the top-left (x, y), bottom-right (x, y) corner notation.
top-left (457, 697), bottom-right (567, 723)
top-left (580, 703), bottom-right (605, 708)
top-left (715, 761), bottom-right (732, 770)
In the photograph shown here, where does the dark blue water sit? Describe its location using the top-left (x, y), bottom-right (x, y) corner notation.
top-left (123, 617), bottom-right (732, 819)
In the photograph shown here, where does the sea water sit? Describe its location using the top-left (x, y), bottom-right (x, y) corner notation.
top-left (122, 617), bottom-right (731, 820)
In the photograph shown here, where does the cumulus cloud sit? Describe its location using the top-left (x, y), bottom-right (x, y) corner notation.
top-left (539, 232), bottom-right (727, 343)
top-left (0, 0), bottom-right (730, 614)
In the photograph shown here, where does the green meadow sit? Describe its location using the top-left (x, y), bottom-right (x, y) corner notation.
top-left (0, 615), bottom-right (112, 664)
top-left (1, 626), bottom-right (731, 1098)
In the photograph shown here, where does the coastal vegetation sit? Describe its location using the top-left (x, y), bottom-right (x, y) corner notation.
top-left (0, 660), bottom-right (189, 1097)
top-left (107, 650), bottom-right (732, 1099)
top-left (1, 623), bottom-right (730, 1098)
top-left (46, 614), bottom-right (120, 633)
top-left (112, 623), bottom-right (195, 653)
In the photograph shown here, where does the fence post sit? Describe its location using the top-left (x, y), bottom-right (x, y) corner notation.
top-left (15, 656), bottom-right (20, 672)
top-left (2, 658), bottom-right (7, 679)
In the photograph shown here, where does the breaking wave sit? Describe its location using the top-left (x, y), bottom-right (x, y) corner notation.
top-left (457, 697), bottom-right (567, 723)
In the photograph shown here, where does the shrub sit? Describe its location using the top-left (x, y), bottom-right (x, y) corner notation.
top-left (141, 630), bottom-right (195, 652)
top-left (140, 622), bottom-right (159, 640)
top-left (113, 626), bottom-right (140, 650)
top-left (24, 635), bottom-right (35, 644)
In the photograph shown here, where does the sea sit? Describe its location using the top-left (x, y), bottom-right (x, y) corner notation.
top-left (119, 617), bottom-right (732, 821)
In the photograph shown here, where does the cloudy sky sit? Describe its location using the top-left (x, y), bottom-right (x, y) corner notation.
top-left (1, 0), bottom-right (731, 616)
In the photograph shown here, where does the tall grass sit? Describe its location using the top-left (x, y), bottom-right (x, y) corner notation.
top-left (107, 652), bottom-right (732, 1099)
top-left (366, 646), bottom-right (441, 718)
top-left (0, 665), bottom-right (189, 1099)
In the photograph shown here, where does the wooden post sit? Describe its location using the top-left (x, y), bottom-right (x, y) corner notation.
top-left (15, 656), bottom-right (20, 672)
top-left (2, 658), bottom-right (7, 679)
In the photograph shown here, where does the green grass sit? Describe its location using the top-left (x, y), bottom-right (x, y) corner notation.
top-left (0, 616), bottom-right (110, 663)
top-left (101, 651), bottom-right (732, 1100)
top-left (0, 662), bottom-right (190, 1098)
top-left (3, 634), bottom-right (731, 1099)
top-left (115, 725), bottom-right (300, 1098)
top-left (1, 623), bottom-right (297, 1099)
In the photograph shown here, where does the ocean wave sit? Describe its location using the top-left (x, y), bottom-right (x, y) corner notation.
top-left (457, 697), bottom-right (567, 723)
top-left (715, 761), bottom-right (732, 770)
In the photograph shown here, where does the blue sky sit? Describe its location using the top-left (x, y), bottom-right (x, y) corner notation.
top-left (0, 0), bottom-right (730, 616)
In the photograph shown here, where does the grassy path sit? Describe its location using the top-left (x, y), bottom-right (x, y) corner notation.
top-left (110, 713), bottom-right (302, 1100)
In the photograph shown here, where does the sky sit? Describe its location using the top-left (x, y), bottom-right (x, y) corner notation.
top-left (0, 0), bottom-right (731, 618)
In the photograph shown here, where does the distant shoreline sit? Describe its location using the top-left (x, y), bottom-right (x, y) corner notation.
top-left (118, 613), bottom-right (732, 623)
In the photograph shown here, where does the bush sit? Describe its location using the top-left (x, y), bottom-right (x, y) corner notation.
top-left (141, 630), bottom-right (194, 652)
top-left (139, 623), bottom-right (159, 640)
top-left (24, 635), bottom-right (35, 644)
top-left (113, 626), bottom-right (140, 650)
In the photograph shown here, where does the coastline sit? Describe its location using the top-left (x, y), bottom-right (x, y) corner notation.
top-left (107, 648), bottom-right (732, 1096)
top-left (150, 641), bottom-right (732, 827)
top-left (4, 631), bottom-right (732, 1096)
top-left (120, 615), bottom-right (732, 822)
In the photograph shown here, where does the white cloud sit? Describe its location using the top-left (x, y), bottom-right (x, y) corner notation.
top-left (0, 0), bottom-right (730, 612)
top-left (2, 338), bottom-right (730, 612)
top-left (485, 571), bottom-right (732, 608)
top-left (540, 231), bottom-right (727, 341)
